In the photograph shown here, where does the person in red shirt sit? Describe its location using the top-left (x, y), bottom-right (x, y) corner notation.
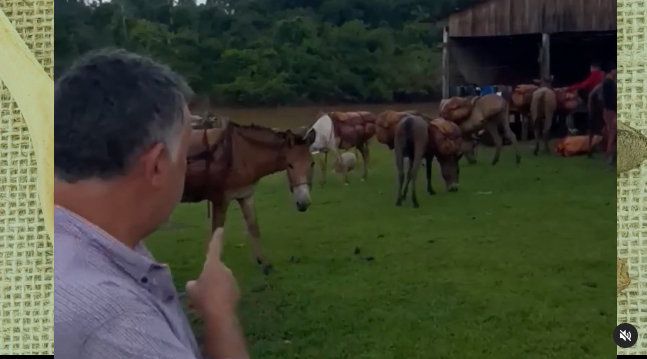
top-left (567, 62), bottom-right (606, 93)
top-left (560, 62), bottom-right (606, 135)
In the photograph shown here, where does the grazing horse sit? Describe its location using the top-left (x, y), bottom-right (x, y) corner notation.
top-left (378, 111), bottom-right (463, 204)
top-left (394, 114), bottom-right (429, 207)
top-left (440, 94), bottom-right (520, 165)
top-left (308, 111), bottom-right (376, 184)
top-left (183, 122), bottom-right (316, 274)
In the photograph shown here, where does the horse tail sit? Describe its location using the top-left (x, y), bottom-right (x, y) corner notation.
top-left (402, 116), bottom-right (416, 156)
top-left (531, 88), bottom-right (544, 125)
top-left (402, 115), bottom-right (413, 136)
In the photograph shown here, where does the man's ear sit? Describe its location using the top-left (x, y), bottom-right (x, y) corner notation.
top-left (139, 142), bottom-right (167, 187)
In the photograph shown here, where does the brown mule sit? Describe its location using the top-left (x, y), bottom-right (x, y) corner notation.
top-left (183, 122), bottom-right (316, 274)
top-left (426, 118), bottom-right (463, 195)
top-left (394, 114), bottom-right (429, 208)
top-left (440, 94), bottom-right (521, 165)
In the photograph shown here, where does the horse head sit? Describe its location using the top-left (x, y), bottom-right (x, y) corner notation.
top-left (283, 129), bottom-right (316, 212)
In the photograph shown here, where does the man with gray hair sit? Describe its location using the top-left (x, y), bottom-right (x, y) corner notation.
top-left (54, 49), bottom-right (249, 358)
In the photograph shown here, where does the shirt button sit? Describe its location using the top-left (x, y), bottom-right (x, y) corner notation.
top-left (165, 294), bottom-right (175, 302)
top-left (140, 277), bottom-right (148, 284)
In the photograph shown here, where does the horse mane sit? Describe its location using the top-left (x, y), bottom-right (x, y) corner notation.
top-left (232, 122), bottom-right (310, 147)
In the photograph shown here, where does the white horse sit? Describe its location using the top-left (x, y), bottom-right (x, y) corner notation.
top-left (307, 114), bottom-right (363, 185)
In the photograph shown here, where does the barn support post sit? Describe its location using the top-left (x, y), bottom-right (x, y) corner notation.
top-left (442, 26), bottom-right (450, 99)
top-left (540, 33), bottom-right (551, 81)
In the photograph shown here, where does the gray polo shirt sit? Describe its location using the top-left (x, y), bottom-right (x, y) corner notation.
top-left (54, 206), bottom-right (201, 358)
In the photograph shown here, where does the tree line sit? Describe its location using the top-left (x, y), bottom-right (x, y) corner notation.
top-left (55, 0), bottom-right (477, 106)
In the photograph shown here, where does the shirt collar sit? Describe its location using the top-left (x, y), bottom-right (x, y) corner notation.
top-left (55, 205), bottom-right (164, 283)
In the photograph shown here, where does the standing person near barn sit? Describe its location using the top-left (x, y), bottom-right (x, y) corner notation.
top-left (562, 61), bottom-right (606, 135)
top-left (600, 68), bottom-right (617, 166)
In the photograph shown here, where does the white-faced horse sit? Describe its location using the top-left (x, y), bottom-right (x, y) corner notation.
top-left (308, 111), bottom-right (376, 184)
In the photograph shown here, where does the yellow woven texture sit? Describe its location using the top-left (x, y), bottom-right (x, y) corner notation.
top-left (618, 0), bottom-right (647, 355)
top-left (0, 0), bottom-right (53, 355)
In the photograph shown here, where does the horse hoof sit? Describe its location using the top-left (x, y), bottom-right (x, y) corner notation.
top-left (413, 203), bottom-right (420, 208)
top-left (396, 201), bottom-right (402, 207)
top-left (491, 160), bottom-right (499, 166)
top-left (516, 156), bottom-right (522, 165)
top-left (344, 182), bottom-right (350, 186)
top-left (262, 264), bottom-right (274, 275)
top-left (428, 190), bottom-right (436, 196)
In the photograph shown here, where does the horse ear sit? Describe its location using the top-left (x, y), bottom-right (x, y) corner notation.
top-left (285, 130), bottom-right (296, 147)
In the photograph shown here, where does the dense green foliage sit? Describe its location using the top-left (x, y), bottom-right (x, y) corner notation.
top-left (55, 0), bottom-right (477, 105)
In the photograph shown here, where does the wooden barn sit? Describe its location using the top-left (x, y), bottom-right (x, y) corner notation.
top-left (441, 0), bottom-right (617, 98)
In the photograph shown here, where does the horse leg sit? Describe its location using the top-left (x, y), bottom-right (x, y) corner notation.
top-left (520, 113), bottom-right (529, 141)
top-left (463, 134), bottom-right (478, 164)
top-left (359, 143), bottom-right (369, 182)
top-left (566, 113), bottom-right (576, 134)
top-left (533, 119), bottom-right (541, 156)
top-left (587, 118), bottom-right (595, 158)
top-left (237, 196), bottom-right (272, 275)
top-left (319, 152), bottom-right (328, 186)
top-left (502, 117), bottom-right (521, 164)
top-left (208, 200), bottom-right (229, 251)
top-left (400, 154), bottom-right (417, 206)
top-left (426, 155), bottom-right (435, 195)
top-left (588, 107), bottom-right (601, 158)
top-left (543, 111), bottom-right (553, 154)
top-left (338, 151), bottom-right (350, 185)
top-left (394, 147), bottom-right (405, 206)
top-left (409, 151), bottom-right (425, 208)
top-left (485, 122), bottom-right (502, 165)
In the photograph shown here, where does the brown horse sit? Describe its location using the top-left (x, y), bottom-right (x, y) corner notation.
top-left (183, 121), bottom-right (316, 274)
top-left (308, 111), bottom-right (376, 184)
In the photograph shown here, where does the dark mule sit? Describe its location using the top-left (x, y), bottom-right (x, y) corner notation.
top-left (378, 111), bottom-right (463, 202)
top-left (394, 114), bottom-right (429, 208)
top-left (183, 122), bottom-right (316, 274)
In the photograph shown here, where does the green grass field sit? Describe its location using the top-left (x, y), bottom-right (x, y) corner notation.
top-left (147, 144), bottom-right (615, 359)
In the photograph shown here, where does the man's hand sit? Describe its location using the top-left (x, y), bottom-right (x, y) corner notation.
top-left (185, 228), bottom-right (249, 359)
top-left (186, 228), bottom-right (239, 317)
